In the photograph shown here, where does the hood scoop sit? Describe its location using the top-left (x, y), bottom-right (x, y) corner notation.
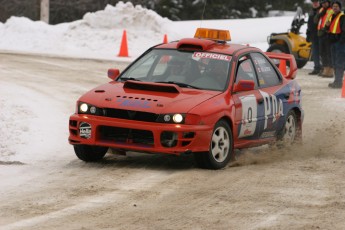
top-left (123, 80), bottom-right (180, 93)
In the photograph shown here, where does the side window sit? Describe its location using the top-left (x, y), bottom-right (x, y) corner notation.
top-left (235, 56), bottom-right (258, 88)
top-left (251, 53), bottom-right (281, 88)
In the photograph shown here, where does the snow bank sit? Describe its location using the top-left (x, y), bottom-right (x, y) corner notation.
top-left (0, 1), bottom-right (300, 60)
top-left (82, 2), bottom-right (172, 33)
top-left (0, 1), bottom-right (178, 60)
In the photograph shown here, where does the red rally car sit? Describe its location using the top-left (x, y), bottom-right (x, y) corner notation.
top-left (68, 28), bottom-right (303, 169)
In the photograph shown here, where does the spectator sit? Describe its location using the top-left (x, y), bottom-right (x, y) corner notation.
top-left (307, 0), bottom-right (322, 75)
top-left (314, 0), bottom-right (334, 78)
top-left (327, 1), bottom-right (345, 88)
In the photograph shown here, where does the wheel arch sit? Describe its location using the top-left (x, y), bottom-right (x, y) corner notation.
top-left (218, 115), bottom-right (235, 147)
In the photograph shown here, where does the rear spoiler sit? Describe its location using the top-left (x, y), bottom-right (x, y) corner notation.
top-left (265, 52), bottom-right (297, 79)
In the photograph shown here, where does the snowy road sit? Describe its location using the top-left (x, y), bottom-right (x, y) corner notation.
top-left (1, 53), bottom-right (345, 229)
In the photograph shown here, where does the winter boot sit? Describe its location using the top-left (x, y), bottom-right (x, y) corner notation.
top-left (318, 67), bottom-right (326, 77)
top-left (328, 81), bottom-right (342, 88)
top-left (322, 67), bottom-right (334, 78)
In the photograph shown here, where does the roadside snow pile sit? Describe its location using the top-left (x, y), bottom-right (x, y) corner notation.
top-left (0, 17), bottom-right (68, 54)
top-left (81, 2), bottom-right (172, 33)
top-left (0, 1), bottom-right (300, 60)
top-left (64, 1), bottom-right (179, 59)
top-left (0, 1), bottom-right (179, 60)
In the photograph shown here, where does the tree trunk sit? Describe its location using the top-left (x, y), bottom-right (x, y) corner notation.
top-left (40, 0), bottom-right (49, 23)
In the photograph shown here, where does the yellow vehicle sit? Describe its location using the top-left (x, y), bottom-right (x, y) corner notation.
top-left (267, 7), bottom-right (311, 69)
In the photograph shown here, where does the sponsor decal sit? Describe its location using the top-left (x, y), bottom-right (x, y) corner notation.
top-left (238, 95), bottom-right (257, 138)
top-left (260, 90), bottom-right (283, 130)
top-left (192, 52), bottom-right (231, 61)
top-left (260, 131), bottom-right (276, 138)
top-left (79, 122), bottom-right (91, 139)
top-left (116, 98), bottom-right (151, 108)
top-left (238, 91), bottom-right (284, 139)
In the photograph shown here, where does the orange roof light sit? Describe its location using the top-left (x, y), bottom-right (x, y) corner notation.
top-left (194, 28), bottom-right (231, 41)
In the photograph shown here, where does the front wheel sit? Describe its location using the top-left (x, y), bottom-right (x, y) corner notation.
top-left (74, 145), bottom-right (108, 162)
top-left (194, 120), bottom-right (233, 169)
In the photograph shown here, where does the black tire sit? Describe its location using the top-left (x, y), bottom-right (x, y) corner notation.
top-left (74, 145), bottom-right (108, 162)
top-left (277, 110), bottom-right (297, 146)
top-left (296, 59), bottom-right (308, 69)
top-left (267, 43), bottom-right (289, 54)
top-left (267, 43), bottom-right (290, 68)
top-left (194, 120), bottom-right (233, 169)
top-left (268, 43), bottom-right (307, 69)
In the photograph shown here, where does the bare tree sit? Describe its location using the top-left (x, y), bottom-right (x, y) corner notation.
top-left (40, 0), bottom-right (49, 23)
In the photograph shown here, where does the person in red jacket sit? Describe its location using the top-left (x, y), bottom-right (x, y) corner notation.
top-left (327, 1), bottom-right (345, 88)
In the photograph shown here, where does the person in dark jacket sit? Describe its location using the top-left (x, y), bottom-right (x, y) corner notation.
top-left (327, 1), bottom-right (345, 88)
top-left (314, 0), bottom-right (334, 78)
top-left (307, 0), bottom-right (322, 75)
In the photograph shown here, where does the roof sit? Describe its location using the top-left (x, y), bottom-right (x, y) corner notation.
top-left (155, 38), bottom-right (260, 55)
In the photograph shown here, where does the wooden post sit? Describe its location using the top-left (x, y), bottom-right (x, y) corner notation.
top-left (40, 0), bottom-right (49, 24)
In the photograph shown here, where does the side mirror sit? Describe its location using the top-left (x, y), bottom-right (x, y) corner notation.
top-left (233, 80), bottom-right (255, 93)
top-left (108, 68), bottom-right (120, 80)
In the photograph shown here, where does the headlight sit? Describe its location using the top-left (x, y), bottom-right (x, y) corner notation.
top-left (80, 103), bottom-right (88, 113)
top-left (173, 114), bottom-right (183, 123)
top-left (78, 102), bottom-right (101, 115)
top-left (156, 113), bottom-right (185, 124)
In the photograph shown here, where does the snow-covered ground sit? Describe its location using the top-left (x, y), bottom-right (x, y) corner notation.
top-left (2, 2), bottom-right (345, 229)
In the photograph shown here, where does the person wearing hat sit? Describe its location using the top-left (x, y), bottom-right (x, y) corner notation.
top-left (327, 1), bottom-right (345, 88)
top-left (314, 0), bottom-right (334, 78)
top-left (165, 57), bottom-right (187, 82)
top-left (307, 0), bottom-right (322, 75)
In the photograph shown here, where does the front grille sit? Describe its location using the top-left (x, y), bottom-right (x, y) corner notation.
top-left (99, 126), bottom-right (154, 146)
top-left (103, 108), bottom-right (158, 122)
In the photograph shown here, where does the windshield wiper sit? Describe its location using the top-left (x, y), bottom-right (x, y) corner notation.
top-left (120, 77), bottom-right (141, 82)
top-left (155, 81), bottom-right (200, 89)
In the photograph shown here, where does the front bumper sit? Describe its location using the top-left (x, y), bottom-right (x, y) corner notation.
top-left (68, 114), bottom-right (213, 155)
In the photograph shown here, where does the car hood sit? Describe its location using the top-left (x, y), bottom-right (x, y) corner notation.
top-left (78, 81), bottom-right (222, 113)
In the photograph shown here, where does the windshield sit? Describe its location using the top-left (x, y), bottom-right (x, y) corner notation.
top-left (118, 49), bottom-right (232, 91)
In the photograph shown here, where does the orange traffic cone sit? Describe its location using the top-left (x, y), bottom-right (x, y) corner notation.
top-left (279, 59), bottom-right (287, 76)
top-left (163, 34), bottom-right (168, 44)
top-left (118, 30), bottom-right (129, 57)
top-left (341, 78), bottom-right (345, 98)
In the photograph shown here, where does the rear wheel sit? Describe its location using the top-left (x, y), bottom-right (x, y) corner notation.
top-left (74, 145), bottom-right (108, 162)
top-left (277, 110), bottom-right (297, 146)
top-left (194, 120), bottom-right (233, 169)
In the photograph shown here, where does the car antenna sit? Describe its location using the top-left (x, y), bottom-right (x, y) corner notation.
top-left (199, 0), bottom-right (207, 28)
